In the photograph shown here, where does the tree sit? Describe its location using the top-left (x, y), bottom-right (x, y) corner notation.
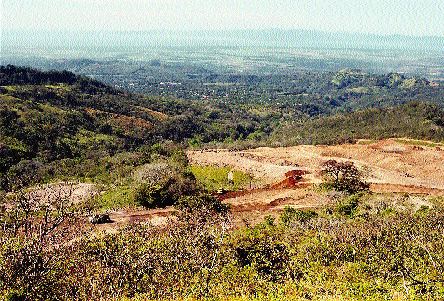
top-left (321, 160), bottom-right (369, 193)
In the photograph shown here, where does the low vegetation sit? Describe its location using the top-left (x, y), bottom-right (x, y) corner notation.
top-left (190, 165), bottom-right (253, 192)
top-left (2, 187), bottom-right (444, 300)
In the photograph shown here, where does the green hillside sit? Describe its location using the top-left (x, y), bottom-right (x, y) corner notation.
top-left (2, 65), bottom-right (444, 190)
top-left (0, 66), bottom-right (158, 188)
top-left (271, 101), bottom-right (444, 145)
top-left (2, 65), bottom-right (444, 301)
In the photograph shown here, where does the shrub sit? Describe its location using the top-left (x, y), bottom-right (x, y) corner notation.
top-left (2, 195), bottom-right (444, 300)
top-left (6, 160), bottom-right (45, 190)
top-left (280, 207), bottom-right (318, 226)
top-left (134, 181), bottom-right (173, 208)
top-left (337, 193), bottom-right (361, 217)
top-left (176, 193), bottom-right (228, 214)
top-left (134, 162), bottom-right (198, 209)
top-left (0, 187), bottom-right (80, 300)
top-left (233, 235), bottom-right (290, 282)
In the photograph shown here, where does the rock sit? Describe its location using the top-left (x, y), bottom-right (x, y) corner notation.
top-left (89, 214), bottom-right (112, 224)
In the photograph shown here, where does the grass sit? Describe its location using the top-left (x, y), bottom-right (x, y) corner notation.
top-left (190, 165), bottom-right (253, 192)
top-left (1, 136), bottom-right (29, 152)
top-left (95, 185), bottom-right (136, 210)
top-left (346, 86), bottom-right (370, 94)
top-left (38, 103), bottom-right (67, 114)
top-left (394, 138), bottom-right (444, 148)
top-left (76, 129), bottom-right (117, 145)
top-left (1, 85), bottom-right (18, 92)
top-left (44, 84), bottom-right (72, 92)
top-left (0, 94), bottom-right (21, 103)
top-left (356, 138), bottom-right (444, 147)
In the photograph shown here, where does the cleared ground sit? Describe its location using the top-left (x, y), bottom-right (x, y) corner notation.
top-left (187, 139), bottom-right (444, 219)
top-left (188, 139), bottom-right (444, 192)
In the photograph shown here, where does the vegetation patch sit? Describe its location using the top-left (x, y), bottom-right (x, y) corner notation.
top-left (95, 185), bottom-right (135, 210)
top-left (190, 165), bottom-right (253, 192)
top-left (44, 83), bottom-right (72, 92)
top-left (394, 138), bottom-right (444, 148)
top-left (321, 160), bottom-right (369, 194)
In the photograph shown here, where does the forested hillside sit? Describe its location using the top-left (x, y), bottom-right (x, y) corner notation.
top-left (1, 65), bottom-right (444, 191)
top-left (0, 66), bottom-right (157, 189)
top-left (272, 101), bottom-right (444, 145)
top-left (0, 66), bottom-right (277, 190)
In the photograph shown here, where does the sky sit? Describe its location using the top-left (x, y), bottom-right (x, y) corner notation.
top-left (2, 0), bottom-right (444, 37)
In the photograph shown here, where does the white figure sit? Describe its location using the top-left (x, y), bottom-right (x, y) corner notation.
top-left (227, 170), bottom-right (234, 184)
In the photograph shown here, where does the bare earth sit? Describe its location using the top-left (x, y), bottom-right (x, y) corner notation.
top-left (188, 139), bottom-right (444, 191)
top-left (188, 139), bottom-right (444, 216)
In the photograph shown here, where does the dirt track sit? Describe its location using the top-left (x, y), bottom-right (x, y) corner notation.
top-left (93, 207), bottom-right (176, 233)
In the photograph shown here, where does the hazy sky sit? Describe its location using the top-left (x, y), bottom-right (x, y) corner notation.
top-left (2, 0), bottom-right (444, 37)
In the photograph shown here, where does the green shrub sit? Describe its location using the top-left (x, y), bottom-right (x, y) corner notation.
top-left (414, 205), bottom-right (430, 217)
top-left (5, 290), bottom-right (25, 301)
top-left (134, 181), bottom-right (173, 208)
top-left (3, 199), bottom-right (444, 300)
top-left (337, 193), bottom-right (362, 217)
top-left (280, 207), bottom-right (318, 226)
top-left (232, 235), bottom-right (289, 282)
top-left (176, 193), bottom-right (228, 214)
top-left (134, 161), bottom-right (198, 209)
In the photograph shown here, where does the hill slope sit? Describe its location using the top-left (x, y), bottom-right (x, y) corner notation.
top-left (2, 65), bottom-right (444, 190)
top-left (0, 65), bottom-right (274, 190)
top-left (0, 66), bottom-right (177, 189)
top-left (271, 101), bottom-right (444, 145)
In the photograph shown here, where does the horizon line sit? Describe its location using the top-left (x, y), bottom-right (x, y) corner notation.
top-left (4, 28), bottom-right (444, 39)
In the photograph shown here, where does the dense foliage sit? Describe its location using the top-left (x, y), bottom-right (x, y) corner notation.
top-left (321, 160), bottom-right (369, 193)
top-left (271, 101), bottom-right (444, 145)
top-left (1, 189), bottom-right (444, 300)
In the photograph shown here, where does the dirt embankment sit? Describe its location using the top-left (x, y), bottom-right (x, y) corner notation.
top-left (15, 139), bottom-right (442, 231)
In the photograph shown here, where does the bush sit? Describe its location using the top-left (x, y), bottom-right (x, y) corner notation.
top-left (133, 159), bottom-right (198, 208)
top-left (280, 207), bottom-right (318, 226)
top-left (3, 195), bottom-right (444, 300)
top-left (337, 193), bottom-right (361, 217)
top-left (232, 234), bottom-right (290, 282)
top-left (134, 175), bottom-right (198, 209)
top-left (6, 160), bottom-right (45, 190)
top-left (176, 193), bottom-right (228, 214)
top-left (134, 181), bottom-right (173, 208)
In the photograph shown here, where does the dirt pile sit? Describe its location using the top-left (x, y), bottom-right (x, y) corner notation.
top-left (271, 170), bottom-right (310, 189)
